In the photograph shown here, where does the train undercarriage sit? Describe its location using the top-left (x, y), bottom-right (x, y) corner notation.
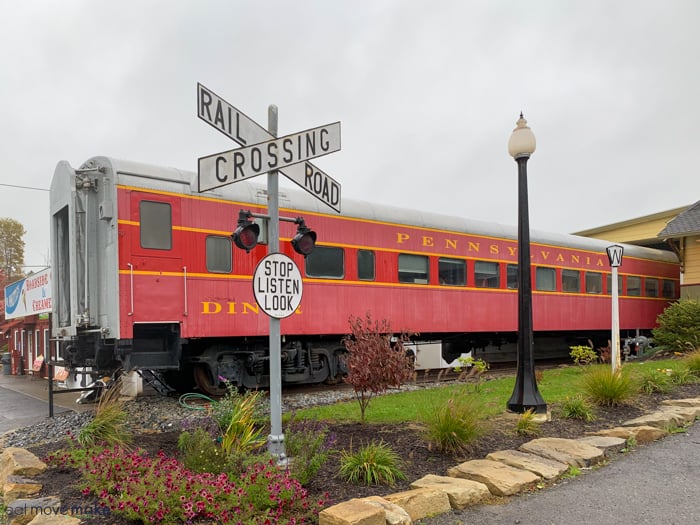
top-left (55, 324), bottom-right (652, 398)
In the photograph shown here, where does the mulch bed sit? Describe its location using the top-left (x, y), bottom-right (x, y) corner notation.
top-left (26, 382), bottom-right (700, 524)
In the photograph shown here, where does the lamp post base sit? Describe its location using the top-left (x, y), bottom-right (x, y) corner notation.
top-left (507, 388), bottom-right (547, 414)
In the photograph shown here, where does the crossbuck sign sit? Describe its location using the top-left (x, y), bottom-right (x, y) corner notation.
top-left (197, 83), bottom-right (342, 212)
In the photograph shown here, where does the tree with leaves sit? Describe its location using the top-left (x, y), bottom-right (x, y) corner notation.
top-left (0, 217), bottom-right (26, 289)
top-left (341, 313), bottom-right (415, 423)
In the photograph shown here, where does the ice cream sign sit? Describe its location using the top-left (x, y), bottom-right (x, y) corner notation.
top-left (3, 267), bottom-right (52, 319)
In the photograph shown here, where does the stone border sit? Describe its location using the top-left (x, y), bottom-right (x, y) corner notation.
top-left (319, 397), bottom-right (700, 524)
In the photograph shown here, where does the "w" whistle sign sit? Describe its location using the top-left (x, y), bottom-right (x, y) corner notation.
top-left (606, 244), bottom-right (624, 267)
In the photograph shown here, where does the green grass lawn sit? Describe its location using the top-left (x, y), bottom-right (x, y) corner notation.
top-left (290, 358), bottom-right (683, 424)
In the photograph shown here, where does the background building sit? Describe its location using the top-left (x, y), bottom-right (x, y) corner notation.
top-left (575, 201), bottom-right (700, 301)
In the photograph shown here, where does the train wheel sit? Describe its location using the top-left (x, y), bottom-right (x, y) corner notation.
top-left (193, 365), bottom-right (227, 397)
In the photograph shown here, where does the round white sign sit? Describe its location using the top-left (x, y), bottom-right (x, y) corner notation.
top-left (253, 253), bottom-right (303, 319)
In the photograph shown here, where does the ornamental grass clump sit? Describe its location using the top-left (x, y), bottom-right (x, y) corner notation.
top-left (559, 395), bottom-right (595, 422)
top-left (637, 367), bottom-right (674, 394)
top-left (515, 408), bottom-right (541, 436)
top-left (422, 393), bottom-right (486, 453)
top-left (667, 363), bottom-right (698, 385)
top-left (47, 445), bottom-right (324, 524)
top-left (77, 378), bottom-right (131, 449)
top-left (684, 349), bottom-right (700, 376)
top-left (582, 365), bottom-right (637, 407)
top-left (338, 440), bottom-right (407, 486)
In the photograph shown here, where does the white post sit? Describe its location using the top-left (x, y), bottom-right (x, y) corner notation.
top-left (606, 245), bottom-right (624, 374)
top-left (611, 265), bottom-right (621, 373)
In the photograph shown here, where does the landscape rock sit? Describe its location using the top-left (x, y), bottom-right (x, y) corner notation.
top-left (576, 435), bottom-right (627, 455)
top-left (361, 496), bottom-right (412, 525)
top-left (593, 425), bottom-right (666, 443)
top-left (447, 459), bottom-right (540, 496)
top-left (519, 437), bottom-right (604, 468)
top-left (319, 498), bottom-right (385, 525)
top-left (27, 515), bottom-right (82, 525)
top-left (410, 474), bottom-right (490, 508)
top-left (0, 448), bottom-right (47, 487)
top-left (661, 397), bottom-right (700, 408)
top-left (486, 449), bottom-right (568, 480)
top-left (622, 408), bottom-right (694, 429)
top-left (384, 487), bottom-right (452, 521)
top-left (5, 496), bottom-right (61, 525)
top-left (2, 474), bottom-right (43, 503)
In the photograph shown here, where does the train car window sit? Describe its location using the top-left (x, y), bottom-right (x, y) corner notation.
top-left (585, 272), bottom-right (603, 294)
top-left (627, 276), bottom-right (641, 296)
top-left (205, 236), bottom-right (232, 273)
top-left (140, 201), bottom-right (172, 250)
top-left (662, 279), bottom-right (675, 299)
top-left (357, 250), bottom-right (375, 281)
top-left (306, 246), bottom-right (344, 278)
top-left (475, 261), bottom-right (499, 288)
top-left (606, 274), bottom-right (623, 294)
top-left (507, 264), bottom-right (518, 289)
top-left (562, 269), bottom-right (580, 293)
top-left (438, 258), bottom-right (466, 286)
top-left (535, 267), bottom-right (556, 291)
top-left (644, 278), bottom-right (659, 297)
top-left (398, 254), bottom-right (429, 284)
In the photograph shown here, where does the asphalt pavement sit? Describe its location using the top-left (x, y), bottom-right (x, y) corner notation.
top-left (422, 422), bottom-right (700, 525)
top-left (0, 373), bottom-right (90, 436)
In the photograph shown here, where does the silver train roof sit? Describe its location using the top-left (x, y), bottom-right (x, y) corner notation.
top-left (68, 156), bottom-right (679, 264)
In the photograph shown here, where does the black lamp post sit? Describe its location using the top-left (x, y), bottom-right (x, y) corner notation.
top-left (506, 113), bottom-right (547, 414)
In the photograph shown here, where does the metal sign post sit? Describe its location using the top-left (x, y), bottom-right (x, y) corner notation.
top-left (266, 105), bottom-right (286, 462)
top-left (196, 84), bottom-right (341, 462)
top-left (606, 245), bottom-right (624, 373)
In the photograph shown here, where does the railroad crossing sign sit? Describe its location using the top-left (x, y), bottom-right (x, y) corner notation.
top-left (197, 83), bottom-right (342, 212)
top-left (253, 253), bottom-right (303, 319)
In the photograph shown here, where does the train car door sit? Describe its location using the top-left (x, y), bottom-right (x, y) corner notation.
top-left (124, 192), bottom-right (185, 369)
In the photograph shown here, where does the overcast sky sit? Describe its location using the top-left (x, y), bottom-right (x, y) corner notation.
top-left (1, 1), bottom-right (698, 269)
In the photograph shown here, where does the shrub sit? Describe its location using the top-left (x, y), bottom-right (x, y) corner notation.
top-left (454, 356), bottom-right (490, 391)
top-left (652, 300), bottom-right (700, 352)
top-left (212, 384), bottom-right (266, 433)
top-left (559, 395), bottom-right (595, 422)
top-left (341, 313), bottom-right (415, 423)
top-left (582, 366), bottom-right (637, 407)
top-left (285, 416), bottom-right (337, 486)
top-left (515, 409), bottom-right (541, 436)
top-left (177, 427), bottom-right (229, 474)
top-left (422, 393), bottom-right (485, 453)
top-left (178, 391), bottom-right (267, 477)
top-left (78, 378), bottom-right (131, 448)
top-left (569, 345), bottom-right (598, 366)
top-left (637, 368), bottom-right (674, 394)
top-left (338, 440), bottom-right (407, 486)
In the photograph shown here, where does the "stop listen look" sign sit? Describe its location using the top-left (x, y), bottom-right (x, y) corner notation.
top-left (252, 253), bottom-right (303, 319)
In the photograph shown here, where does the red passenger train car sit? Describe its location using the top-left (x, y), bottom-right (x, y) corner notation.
top-left (50, 157), bottom-right (680, 395)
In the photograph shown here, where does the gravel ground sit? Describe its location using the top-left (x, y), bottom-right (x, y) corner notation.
top-left (0, 383), bottom-right (417, 449)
